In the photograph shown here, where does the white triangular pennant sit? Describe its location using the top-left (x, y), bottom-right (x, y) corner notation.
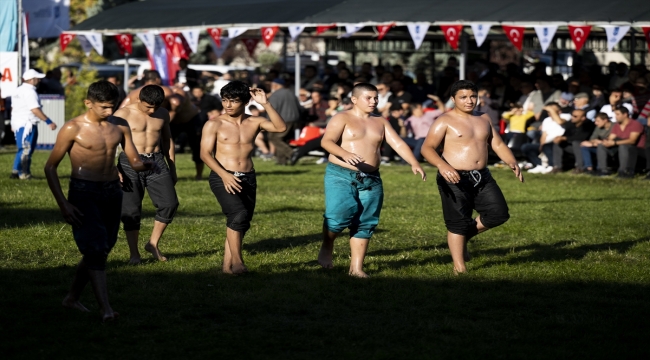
top-left (77, 35), bottom-right (94, 56)
top-left (340, 24), bottom-right (364, 38)
top-left (288, 25), bottom-right (305, 42)
top-left (534, 25), bottom-right (557, 53)
top-left (604, 26), bottom-right (630, 51)
top-left (137, 32), bottom-right (156, 55)
top-left (181, 29), bottom-right (200, 53)
top-left (228, 27), bottom-right (248, 39)
top-left (407, 23), bottom-right (429, 50)
top-left (211, 37), bottom-right (232, 58)
top-left (471, 24), bottom-right (492, 47)
top-left (80, 32), bottom-right (103, 56)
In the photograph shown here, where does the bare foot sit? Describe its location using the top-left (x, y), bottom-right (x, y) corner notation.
top-left (101, 310), bottom-right (120, 322)
top-left (317, 248), bottom-right (333, 269)
top-left (62, 296), bottom-right (90, 312)
top-left (348, 270), bottom-right (370, 278)
top-left (144, 243), bottom-right (167, 262)
top-left (128, 256), bottom-right (141, 265)
top-left (231, 263), bottom-right (248, 275)
top-left (453, 267), bottom-right (468, 276)
top-left (222, 265), bottom-right (234, 274)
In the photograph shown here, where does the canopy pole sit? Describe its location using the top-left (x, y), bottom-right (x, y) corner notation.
top-left (17, 0), bottom-right (23, 79)
top-left (282, 33), bottom-right (288, 72)
top-left (630, 29), bottom-right (636, 68)
top-left (295, 37), bottom-right (301, 97)
top-left (459, 31), bottom-right (467, 81)
top-left (351, 40), bottom-right (356, 75)
top-left (123, 52), bottom-right (130, 93)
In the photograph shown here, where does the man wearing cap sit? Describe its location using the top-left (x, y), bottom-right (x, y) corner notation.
top-left (10, 69), bottom-right (57, 179)
top-left (267, 78), bottom-right (301, 165)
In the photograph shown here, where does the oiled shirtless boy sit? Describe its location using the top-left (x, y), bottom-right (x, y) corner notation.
top-left (44, 81), bottom-right (158, 321)
top-left (200, 81), bottom-right (287, 274)
top-left (421, 80), bottom-right (524, 274)
top-left (319, 83), bottom-right (426, 278)
top-left (115, 85), bottom-right (178, 264)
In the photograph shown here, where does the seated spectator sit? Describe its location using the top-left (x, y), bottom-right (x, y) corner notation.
top-left (301, 65), bottom-right (319, 92)
top-left (407, 72), bottom-right (436, 104)
top-left (476, 87), bottom-right (500, 133)
top-left (580, 112), bottom-right (613, 174)
top-left (599, 89), bottom-right (623, 120)
top-left (402, 103), bottom-right (442, 161)
top-left (526, 76), bottom-right (561, 119)
top-left (249, 105), bottom-right (274, 160)
top-left (305, 91), bottom-right (329, 126)
top-left (521, 103), bottom-right (570, 174)
top-left (558, 92), bottom-right (574, 113)
top-left (594, 106), bottom-right (646, 178)
top-left (376, 82), bottom-right (393, 116)
top-left (573, 92), bottom-right (597, 120)
top-left (550, 109), bottom-right (596, 173)
top-left (502, 102), bottom-right (534, 153)
top-left (389, 80), bottom-right (412, 114)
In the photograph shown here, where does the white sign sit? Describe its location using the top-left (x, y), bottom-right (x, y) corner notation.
top-left (471, 24), bottom-right (492, 47)
top-left (407, 23), bottom-right (429, 50)
top-left (288, 25), bottom-right (306, 42)
top-left (534, 25), bottom-right (558, 53)
top-left (137, 32), bottom-right (156, 55)
top-left (341, 24), bottom-right (364, 38)
top-left (181, 29), bottom-right (200, 53)
top-left (1, 52), bottom-right (18, 98)
top-left (80, 32), bottom-right (103, 56)
top-left (604, 26), bottom-right (630, 51)
top-left (23, 0), bottom-right (70, 38)
top-left (228, 27), bottom-right (248, 39)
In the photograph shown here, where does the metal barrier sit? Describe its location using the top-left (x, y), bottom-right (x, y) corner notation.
top-left (36, 95), bottom-right (65, 150)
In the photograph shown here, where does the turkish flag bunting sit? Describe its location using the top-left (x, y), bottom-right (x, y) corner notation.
top-left (502, 25), bottom-right (525, 51)
top-left (261, 26), bottom-right (279, 47)
top-left (114, 34), bottom-right (133, 55)
top-left (377, 23), bottom-right (395, 40)
top-left (316, 25), bottom-right (336, 35)
top-left (241, 38), bottom-right (260, 57)
top-left (207, 28), bottom-right (223, 47)
top-left (568, 25), bottom-right (592, 52)
top-left (60, 33), bottom-right (76, 52)
top-left (440, 25), bottom-right (463, 50)
top-left (178, 35), bottom-right (191, 59)
top-left (641, 27), bottom-right (650, 51)
top-left (160, 32), bottom-right (180, 54)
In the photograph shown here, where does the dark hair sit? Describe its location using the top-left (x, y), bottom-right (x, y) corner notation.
top-left (248, 105), bottom-right (259, 112)
top-left (615, 104), bottom-right (630, 115)
top-left (220, 80), bottom-right (251, 104)
top-left (139, 85), bottom-right (165, 106)
top-left (450, 80), bottom-right (478, 97)
top-left (595, 112), bottom-right (610, 121)
top-left (87, 80), bottom-right (119, 103)
top-left (351, 82), bottom-right (378, 97)
top-left (144, 70), bottom-right (161, 83)
top-left (409, 102), bottom-right (423, 111)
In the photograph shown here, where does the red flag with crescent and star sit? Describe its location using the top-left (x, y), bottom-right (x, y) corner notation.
top-left (641, 27), bottom-right (650, 51)
top-left (241, 38), bottom-right (260, 57)
top-left (159, 32), bottom-right (180, 54)
top-left (377, 23), bottom-right (395, 40)
top-left (60, 33), bottom-right (75, 52)
top-left (568, 25), bottom-right (592, 52)
top-left (440, 25), bottom-right (463, 50)
top-left (207, 28), bottom-right (223, 47)
top-left (316, 25), bottom-right (336, 35)
top-left (502, 25), bottom-right (525, 51)
top-left (114, 34), bottom-right (133, 55)
top-left (261, 26), bottom-right (279, 47)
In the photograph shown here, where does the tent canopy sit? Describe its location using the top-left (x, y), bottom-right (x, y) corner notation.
top-left (71, 0), bottom-right (650, 33)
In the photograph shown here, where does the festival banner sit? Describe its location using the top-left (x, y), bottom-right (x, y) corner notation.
top-left (502, 25), bottom-right (525, 51)
top-left (114, 34), bottom-right (133, 55)
top-left (440, 25), bottom-right (463, 50)
top-left (84, 32), bottom-right (103, 56)
top-left (77, 35), bottom-right (94, 56)
top-left (21, 11), bottom-right (29, 73)
top-left (181, 29), bottom-right (200, 53)
top-left (241, 38), bottom-right (260, 57)
top-left (228, 27), bottom-right (248, 39)
top-left (316, 25), bottom-right (337, 35)
top-left (643, 27), bottom-right (650, 51)
top-left (59, 32), bottom-right (75, 52)
top-left (177, 35), bottom-right (191, 59)
top-left (160, 32), bottom-right (180, 54)
top-left (288, 25), bottom-right (306, 41)
top-left (534, 25), bottom-right (558, 53)
top-left (261, 26), bottom-right (279, 47)
top-left (0, 52), bottom-right (18, 98)
top-left (376, 23), bottom-right (395, 40)
top-left (207, 28), bottom-right (223, 47)
top-left (211, 37), bottom-right (232, 59)
top-left (604, 26), bottom-right (630, 51)
top-left (407, 23), bottom-right (429, 50)
top-left (137, 32), bottom-right (156, 56)
top-left (341, 24), bottom-right (364, 38)
top-left (471, 24), bottom-right (491, 47)
top-left (568, 25), bottom-right (591, 52)
top-left (151, 35), bottom-right (170, 85)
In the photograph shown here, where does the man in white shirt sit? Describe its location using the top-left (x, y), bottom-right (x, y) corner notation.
top-left (520, 103), bottom-right (569, 174)
top-left (10, 69), bottom-right (57, 179)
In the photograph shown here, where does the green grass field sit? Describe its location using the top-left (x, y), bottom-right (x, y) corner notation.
top-left (1, 150), bottom-right (649, 359)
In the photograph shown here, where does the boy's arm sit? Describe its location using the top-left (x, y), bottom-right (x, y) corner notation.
top-left (252, 89), bottom-right (287, 133)
top-left (159, 110), bottom-right (177, 184)
top-left (489, 117), bottom-right (523, 182)
top-left (199, 120), bottom-right (242, 194)
top-left (44, 123), bottom-right (84, 227)
top-left (384, 122), bottom-right (426, 180)
top-left (320, 114), bottom-right (363, 166)
top-left (421, 116), bottom-right (459, 183)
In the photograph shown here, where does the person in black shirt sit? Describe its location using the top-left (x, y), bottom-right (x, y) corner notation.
top-left (191, 86), bottom-right (222, 126)
top-left (550, 109), bottom-right (596, 173)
